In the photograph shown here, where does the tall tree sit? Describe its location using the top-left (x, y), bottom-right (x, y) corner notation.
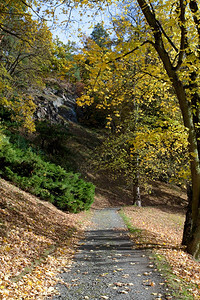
top-left (91, 23), bottom-right (110, 48)
top-left (0, 0), bottom-right (56, 131)
top-left (132, 0), bottom-right (200, 259)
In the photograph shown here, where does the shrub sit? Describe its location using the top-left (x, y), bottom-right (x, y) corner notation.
top-left (0, 140), bottom-right (95, 213)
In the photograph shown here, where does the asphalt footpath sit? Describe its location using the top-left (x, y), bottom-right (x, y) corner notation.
top-left (49, 208), bottom-right (173, 300)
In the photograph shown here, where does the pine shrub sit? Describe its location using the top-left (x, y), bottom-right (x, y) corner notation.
top-left (0, 140), bottom-right (95, 213)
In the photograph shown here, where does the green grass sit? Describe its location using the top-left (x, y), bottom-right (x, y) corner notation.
top-left (119, 209), bottom-right (141, 234)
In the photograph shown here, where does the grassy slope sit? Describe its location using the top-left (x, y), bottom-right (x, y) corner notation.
top-left (54, 122), bottom-right (136, 208)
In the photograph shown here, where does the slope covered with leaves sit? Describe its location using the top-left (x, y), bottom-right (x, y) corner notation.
top-left (121, 196), bottom-right (200, 299)
top-left (0, 178), bottom-right (90, 299)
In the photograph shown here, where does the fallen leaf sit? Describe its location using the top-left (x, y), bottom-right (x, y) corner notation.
top-left (119, 290), bottom-right (128, 294)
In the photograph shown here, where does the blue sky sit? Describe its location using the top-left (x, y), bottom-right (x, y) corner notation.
top-left (47, 3), bottom-right (118, 46)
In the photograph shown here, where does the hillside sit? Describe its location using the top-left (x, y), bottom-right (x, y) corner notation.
top-left (0, 178), bottom-right (90, 299)
top-left (54, 122), bottom-right (188, 211)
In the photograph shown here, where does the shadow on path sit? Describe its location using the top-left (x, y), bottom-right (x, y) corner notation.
top-left (49, 209), bottom-right (173, 300)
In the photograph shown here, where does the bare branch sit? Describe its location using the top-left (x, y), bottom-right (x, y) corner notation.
top-left (0, 24), bottom-right (32, 45)
top-left (9, 53), bottom-right (38, 75)
top-left (19, 0), bottom-right (47, 21)
top-left (108, 40), bottom-right (154, 63)
top-left (13, 67), bottom-right (43, 76)
top-left (140, 70), bottom-right (169, 83)
top-left (64, 6), bottom-right (73, 30)
top-left (156, 19), bottom-right (178, 53)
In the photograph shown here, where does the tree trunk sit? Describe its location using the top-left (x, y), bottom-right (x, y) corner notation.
top-left (133, 182), bottom-right (141, 207)
top-left (186, 212), bottom-right (200, 259)
top-left (183, 184), bottom-right (200, 259)
top-left (182, 184), bottom-right (193, 246)
top-left (132, 155), bottom-right (141, 206)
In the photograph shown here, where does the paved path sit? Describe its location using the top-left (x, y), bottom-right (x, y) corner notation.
top-left (51, 208), bottom-right (172, 299)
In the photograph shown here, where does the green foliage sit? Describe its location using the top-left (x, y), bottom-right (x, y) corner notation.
top-left (93, 96), bottom-right (189, 187)
top-left (90, 23), bottom-right (110, 48)
top-left (0, 138), bottom-right (95, 213)
top-left (51, 37), bottom-right (80, 81)
top-left (0, 127), bottom-right (8, 150)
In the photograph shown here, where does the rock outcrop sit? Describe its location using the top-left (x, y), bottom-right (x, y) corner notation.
top-left (32, 79), bottom-right (77, 124)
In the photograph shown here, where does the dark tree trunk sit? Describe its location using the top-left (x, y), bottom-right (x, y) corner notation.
top-left (182, 184), bottom-right (193, 245)
top-left (132, 155), bottom-right (141, 206)
top-left (182, 183), bottom-right (200, 259)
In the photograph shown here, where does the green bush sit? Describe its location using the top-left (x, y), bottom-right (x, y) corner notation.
top-left (0, 140), bottom-right (95, 213)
